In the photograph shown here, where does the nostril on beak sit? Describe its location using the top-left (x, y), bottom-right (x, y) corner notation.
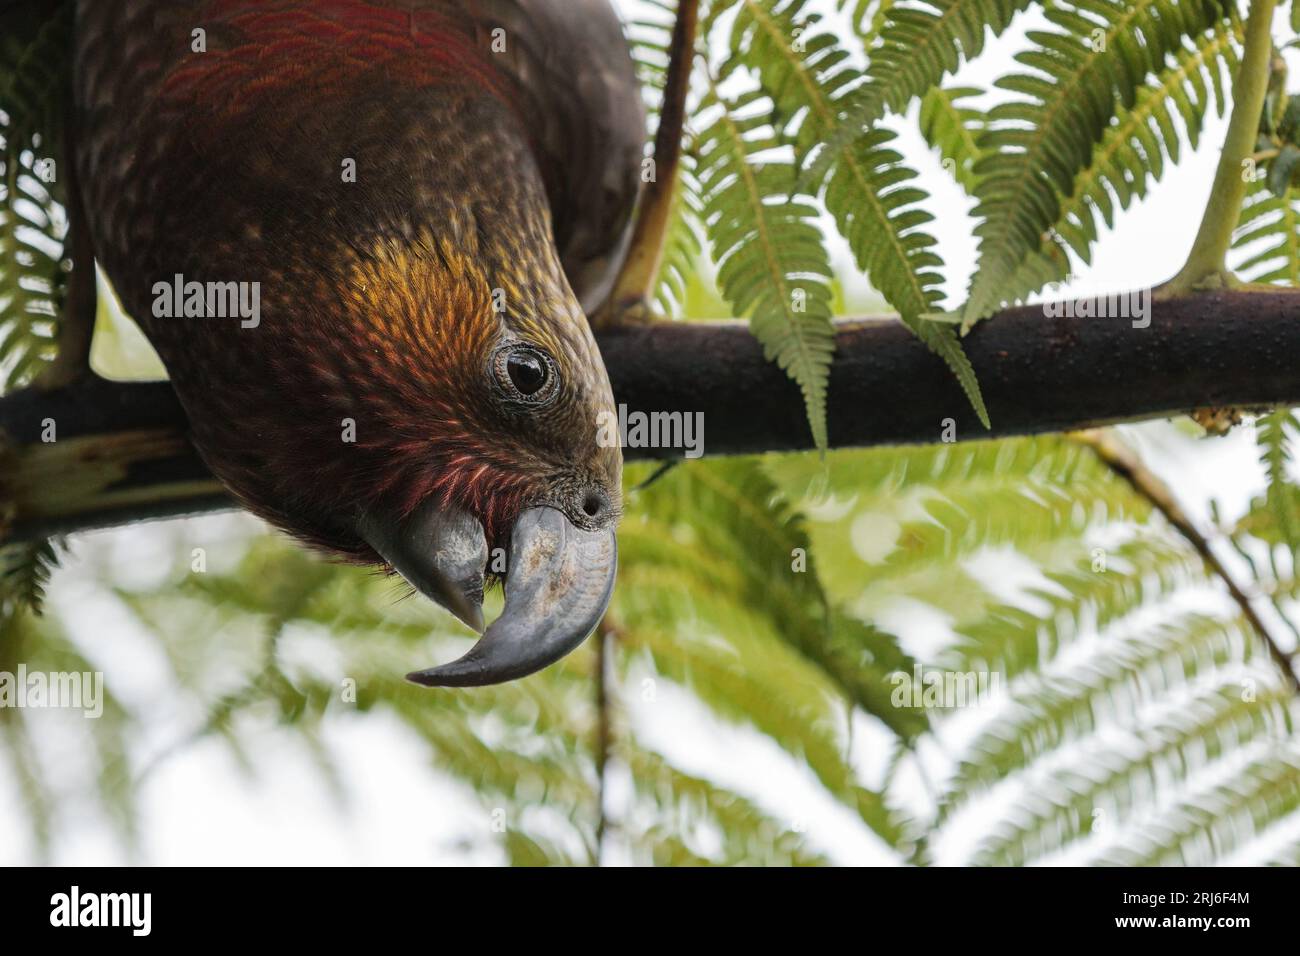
top-left (581, 491), bottom-right (605, 519)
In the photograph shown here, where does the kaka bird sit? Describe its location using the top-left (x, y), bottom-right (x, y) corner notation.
top-left (70, 0), bottom-right (645, 685)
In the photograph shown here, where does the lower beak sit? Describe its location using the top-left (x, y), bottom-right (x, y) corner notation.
top-left (357, 500), bottom-right (487, 632)
top-left (361, 503), bottom-right (617, 687)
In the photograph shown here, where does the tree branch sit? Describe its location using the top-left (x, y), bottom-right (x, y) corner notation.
top-left (597, 0), bottom-right (700, 324)
top-left (3, 288), bottom-right (1300, 542)
top-left (1074, 428), bottom-right (1299, 693)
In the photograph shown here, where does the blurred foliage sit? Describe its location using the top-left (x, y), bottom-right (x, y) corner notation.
top-left (5, 428), bottom-right (1300, 865)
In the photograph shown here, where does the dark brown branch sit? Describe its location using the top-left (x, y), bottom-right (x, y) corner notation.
top-left (3, 289), bottom-right (1300, 542)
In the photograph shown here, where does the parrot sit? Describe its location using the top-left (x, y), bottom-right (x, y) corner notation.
top-left (67, 0), bottom-right (645, 685)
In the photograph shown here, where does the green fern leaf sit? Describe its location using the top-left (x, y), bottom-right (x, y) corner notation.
top-left (1256, 408), bottom-right (1300, 555)
top-left (696, 82), bottom-right (836, 448)
top-left (720, 0), bottom-right (988, 425)
top-left (918, 86), bottom-right (987, 194)
top-left (998, 17), bottom-right (1241, 303)
top-left (962, 0), bottom-right (1236, 330)
top-left (1233, 176), bottom-right (1300, 283)
top-left (0, 1), bottom-right (74, 392)
top-left (0, 537), bottom-right (63, 621)
top-left (805, 0), bottom-right (1032, 186)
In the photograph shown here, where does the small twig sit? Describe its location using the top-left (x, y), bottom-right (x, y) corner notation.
top-left (631, 459), bottom-right (680, 491)
top-left (1074, 428), bottom-right (1299, 693)
top-left (597, 0), bottom-right (699, 326)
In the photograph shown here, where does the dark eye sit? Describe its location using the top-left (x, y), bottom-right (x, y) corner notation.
top-left (507, 350), bottom-right (547, 394)
top-left (493, 344), bottom-right (559, 404)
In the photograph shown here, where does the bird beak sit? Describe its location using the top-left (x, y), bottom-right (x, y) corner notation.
top-left (358, 500), bottom-right (488, 633)
top-left (407, 506), bottom-right (616, 687)
top-left (360, 503), bottom-right (617, 687)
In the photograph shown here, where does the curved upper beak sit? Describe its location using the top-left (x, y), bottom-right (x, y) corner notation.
top-left (360, 503), bottom-right (617, 687)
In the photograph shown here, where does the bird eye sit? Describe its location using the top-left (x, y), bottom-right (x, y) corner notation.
top-left (508, 350), bottom-right (546, 394)
top-left (493, 344), bottom-right (558, 404)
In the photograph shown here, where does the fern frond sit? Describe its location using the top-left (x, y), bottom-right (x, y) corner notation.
top-left (0, 1), bottom-right (73, 152)
top-left (1096, 745), bottom-right (1300, 866)
top-left (0, 536), bottom-right (63, 621)
top-left (837, 0), bottom-right (896, 45)
top-left (805, 0), bottom-right (1031, 186)
top-left (0, 146), bottom-right (68, 390)
top-left (653, 149), bottom-right (707, 317)
top-left (1256, 408), bottom-right (1300, 555)
top-left (1233, 176), bottom-right (1300, 283)
top-left (623, 746), bottom-right (831, 865)
top-left (972, 682), bottom-right (1295, 865)
top-left (0, 2), bottom-right (73, 392)
top-left (919, 86), bottom-right (987, 194)
top-left (940, 613), bottom-right (1257, 818)
top-left (721, 0), bottom-right (988, 424)
top-left (623, 458), bottom-right (927, 741)
top-left (962, 0), bottom-right (1236, 329)
top-left (696, 81), bottom-right (836, 448)
top-left (1004, 17), bottom-right (1242, 296)
top-left (862, 0), bottom-right (1031, 117)
top-left (952, 536), bottom-right (1204, 681)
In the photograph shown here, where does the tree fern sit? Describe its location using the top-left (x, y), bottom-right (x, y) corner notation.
top-left (954, 535), bottom-right (1205, 681)
top-left (625, 0), bottom-right (711, 317)
top-left (1233, 176), bottom-right (1300, 283)
top-left (962, 0), bottom-right (1236, 330)
top-left (0, 1), bottom-right (72, 151)
top-left (0, 138), bottom-right (68, 390)
top-left (942, 611), bottom-right (1258, 811)
top-left (1255, 408), bottom-right (1300, 556)
top-left (1097, 745), bottom-right (1300, 866)
top-left (695, 81), bottom-right (837, 448)
top-left (768, 430), bottom-right (1300, 865)
top-left (972, 681), bottom-right (1294, 865)
top-left (0, 536), bottom-right (63, 621)
top-left (624, 457), bottom-right (927, 740)
top-left (862, 0), bottom-right (1031, 117)
top-left (804, 0), bottom-right (1031, 186)
top-left (0, 1), bottom-right (73, 392)
top-left (718, 0), bottom-right (988, 424)
top-left (652, 151), bottom-right (707, 317)
top-left (1046, 20), bottom-right (1239, 269)
top-left (919, 86), bottom-right (987, 194)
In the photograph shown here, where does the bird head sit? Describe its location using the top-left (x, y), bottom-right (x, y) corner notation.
top-left (325, 233), bottom-right (625, 688)
top-left (196, 213), bottom-right (626, 688)
top-left (156, 121), bottom-right (626, 689)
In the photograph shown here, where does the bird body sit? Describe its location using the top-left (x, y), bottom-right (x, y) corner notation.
top-left (70, 0), bottom-right (644, 683)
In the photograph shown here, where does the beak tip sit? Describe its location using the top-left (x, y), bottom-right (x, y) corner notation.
top-left (405, 668), bottom-right (442, 688)
top-left (448, 600), bottom-right (485, 634)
